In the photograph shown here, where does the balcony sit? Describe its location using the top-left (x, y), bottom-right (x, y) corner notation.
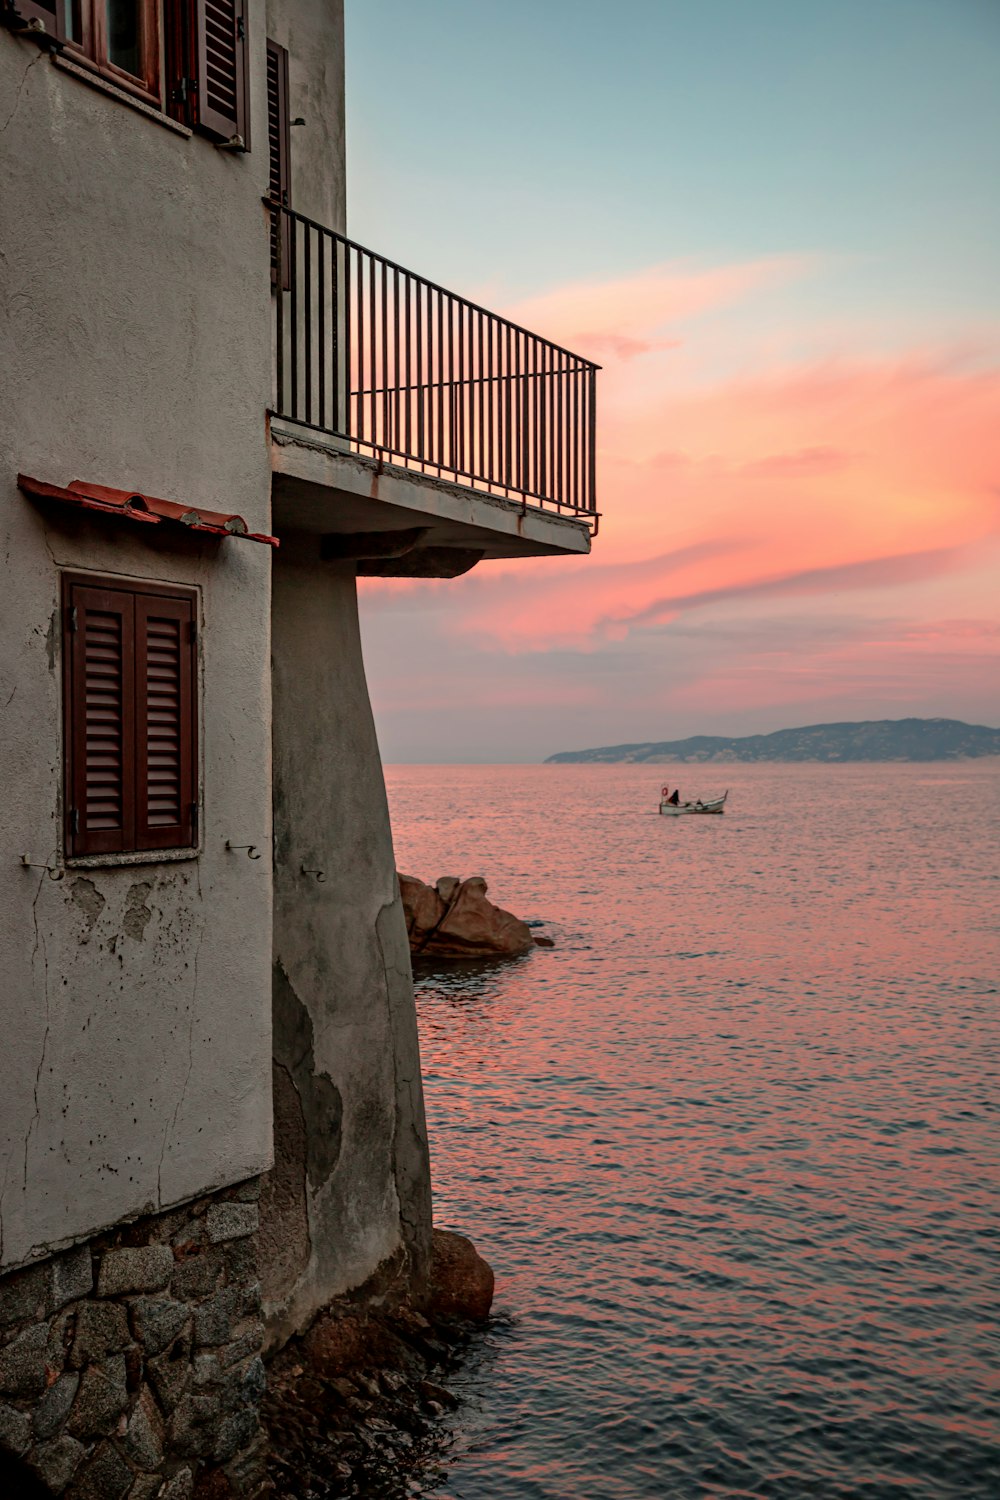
top-left (268, 204), bottom-right (599, 532)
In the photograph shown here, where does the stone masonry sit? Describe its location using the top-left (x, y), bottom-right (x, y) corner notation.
top-left (0, 1179), bottom-right (266, 1498)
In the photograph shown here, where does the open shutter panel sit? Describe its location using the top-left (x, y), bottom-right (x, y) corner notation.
top-left (194, 0), bottom-right (250, 146)
top-left (66, 583), bottom-right (137, 856)
top-left (266, 39), bottom-right (291, 285)
top-left (135, 594), bottom-right (197, 851)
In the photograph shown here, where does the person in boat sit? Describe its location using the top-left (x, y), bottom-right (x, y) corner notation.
top-left (666, 787), bottom-right (680, 806)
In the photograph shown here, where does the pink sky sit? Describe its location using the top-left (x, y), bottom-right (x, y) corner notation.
top-left (359, 256), bottom-right (999, 760)
top-left (347, 2), bottom-right (1000, 762)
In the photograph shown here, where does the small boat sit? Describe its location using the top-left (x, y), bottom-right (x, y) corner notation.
top-left (659, 786), bottom-right (728, 816)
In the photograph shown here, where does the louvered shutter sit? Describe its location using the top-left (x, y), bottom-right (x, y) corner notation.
top-left (266, 38), bottom-right (291, 286)
top-left (135, 594), bottom-right (196, 850)
top-left (64, 577), bottom-right (198, 857)
top-left (65, 582), bottom-right (137, 856)
top-left (193, 0), bottom-right (250, 146)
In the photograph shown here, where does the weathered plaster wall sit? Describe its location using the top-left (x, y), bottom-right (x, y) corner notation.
top-left (265, 541), bottom-right (432, 1346)
top-left (0, 15), bottom-right (275, 1269)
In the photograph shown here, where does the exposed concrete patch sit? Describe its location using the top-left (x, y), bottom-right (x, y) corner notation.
top-left (257, 1065), bottom-right (310, 1322)
top-left (123, 882), bottom-right (154, 942)
top-left (272, 964), bottom-right (342, 1192)
top-left (68, 878), bottom-right (105, 932)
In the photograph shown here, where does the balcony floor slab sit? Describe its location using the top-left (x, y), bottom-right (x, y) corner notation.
top-left (269, 420), bottom-right (592, 560)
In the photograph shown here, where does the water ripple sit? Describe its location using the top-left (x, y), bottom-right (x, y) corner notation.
top-left (388, 762), bottom-right (1000, 1499)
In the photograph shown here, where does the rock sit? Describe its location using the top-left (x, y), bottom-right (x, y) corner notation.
top-left (303, 1313), bottom-right (410, 1378)
top-left (66, 1360), bottom-right (129, 1439)
top-left (416, 1379), bottom-right (458, 1411)
top-left (97, 1246), bottom-right (174, 1298)
top-left (146, 1338), bottom-right (192, 1413)
top-left (193, 1286), bottom-right (241, 1348)
top-left (34, 1370), bottom-right (80, 1440)
top-left (167, 1393), bottom-right (221, 1458)
top-left (0, 1261), bottom-right (52, 1327)
top-left (0, 1399), bottom-right (34, 1453)
top-left (205, 1203), bottom-right (258, 1244)
top-left (231, 1179), bottom-right (261, 1203)
top-left (398, 873), bottom-right (535, 959)
top-left (0, 1322), bottom-right (51, 1397)
top-left (159, 1468), bottom-right (194, 1500)
top-left (213, 1404), bottom-right (259, 1462)
top-left (426, 1230), bottom-right (494, 1323)
top-left (396, 873), bottom-right (442, 939)
top-left (170, 1248), bottom-right (223, 1302)
top-left (120, 1387), bottom-right (164, 1470)
top-left (66, 1439), bottom-right (133, 1499)
top-left (52, 1247), bottom-right (94, 1311)
top-left (219, 1323), bottom-right (264, 1368)
top-left (130, 1297), bottom-right (190, 1358)
top-left (30, 1433), bottom-right (86, 1492)
top-left (70, 1301), bottom-right (131, 1366)
top-left (533, 934), bottom-right (555, 947)
top-left (128, 1477), bottom-right (165, 1500)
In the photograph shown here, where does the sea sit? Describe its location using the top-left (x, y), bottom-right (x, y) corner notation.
top-left (384, 761), bottom-right (1000, 1500)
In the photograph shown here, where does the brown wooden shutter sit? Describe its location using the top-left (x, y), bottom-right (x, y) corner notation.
top-left (135, 594), bottom-right (196, 851)
top-left (266, 38), bottom-right (291, 286)
top-left (64, 576), bottom-right (198, 858)
top-left (193, 0), bottom-right (250, 146)
top-left (65, 580), bottom-right (137, 857)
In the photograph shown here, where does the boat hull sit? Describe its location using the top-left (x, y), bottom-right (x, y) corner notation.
top-left (659, 792), bottom-right (728, 816)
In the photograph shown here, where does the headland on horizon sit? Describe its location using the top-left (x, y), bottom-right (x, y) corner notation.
top-left (545, 718), bottom-right (1000, 764)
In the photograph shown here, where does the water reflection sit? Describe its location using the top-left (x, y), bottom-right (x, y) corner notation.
top-left (391, 763), bottom-right (1000, 1499)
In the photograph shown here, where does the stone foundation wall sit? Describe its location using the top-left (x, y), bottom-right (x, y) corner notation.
top-left (0, 1180), bottom-right (267, 1498)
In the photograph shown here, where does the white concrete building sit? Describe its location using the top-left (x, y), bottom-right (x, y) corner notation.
top-left (0, 1), bottom-right (597, 1491)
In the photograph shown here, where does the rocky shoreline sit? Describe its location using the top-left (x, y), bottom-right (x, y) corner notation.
top-left (263, 1232), bottom-right (494, 1499)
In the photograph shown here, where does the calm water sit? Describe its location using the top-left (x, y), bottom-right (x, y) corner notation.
top-left (385, 762), bottom-right (1000, 1500)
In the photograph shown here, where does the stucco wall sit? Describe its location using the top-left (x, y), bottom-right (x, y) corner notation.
top-left (0, 15), bottom-right (276, 1269)
top-left (265, 542), bottom-right (431, 1345)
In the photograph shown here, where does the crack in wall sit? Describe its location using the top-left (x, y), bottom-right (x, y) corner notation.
top-left (0, 48), bottom-right (44, 135)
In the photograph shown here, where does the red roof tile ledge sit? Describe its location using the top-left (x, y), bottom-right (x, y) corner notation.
top-left (18, 475), bottom-right (278, 547)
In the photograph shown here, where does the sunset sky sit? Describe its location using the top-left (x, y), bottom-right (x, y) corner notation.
top-left (346, 0), bottom-right (999, 762)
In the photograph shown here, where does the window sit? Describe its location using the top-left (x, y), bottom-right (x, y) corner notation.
top-left (63, 574), bottom-right (198, 857)
top-left (16, 0), bottom-right (250, 143)
top-left (20, 0), bottom-right (161, 101)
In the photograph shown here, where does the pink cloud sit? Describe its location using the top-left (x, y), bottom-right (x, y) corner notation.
top-left (361, 258), bottom-right (1000, 739)
top-left (738, 445), bottom-right (851, 479)
top-left (503, 255), bottom-right (812, 362)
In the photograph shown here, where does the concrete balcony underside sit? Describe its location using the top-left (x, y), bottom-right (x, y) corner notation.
top-left (270, 419), bottom-right (591, 574)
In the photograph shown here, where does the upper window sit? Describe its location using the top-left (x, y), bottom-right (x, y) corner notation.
top-left (16, 0), bottom-right (250, 144)
top-left (63, 574), bottom-right (198, 857)
top-left (20, 0), bottom-right (160, 100)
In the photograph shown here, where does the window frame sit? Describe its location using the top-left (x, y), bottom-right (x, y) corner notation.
top-left (62, 571), bottom-right (200, 860)
top-left (44, 0), bottom-right (164, 107)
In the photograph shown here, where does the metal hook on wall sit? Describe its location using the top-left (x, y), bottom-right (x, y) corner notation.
top-left (225, 840), bottom-right (262, 860)
top-left (300, 863), bottom-right (326, 883)
top-left (21, 855), bottom-right (64, 881)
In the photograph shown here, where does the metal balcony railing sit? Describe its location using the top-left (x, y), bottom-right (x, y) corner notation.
top-left (269, 203), bottom-right (599, 523)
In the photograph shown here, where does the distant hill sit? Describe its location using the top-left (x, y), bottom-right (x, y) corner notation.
top-left (545, 719), bottom-right (1000, 764)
